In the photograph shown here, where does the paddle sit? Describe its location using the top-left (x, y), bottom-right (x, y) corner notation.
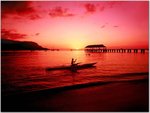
top-left (76, 62), bottom-right (82, 65)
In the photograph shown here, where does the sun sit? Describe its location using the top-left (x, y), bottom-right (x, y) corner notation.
top-left (70, 41), bottom-right (85, 49)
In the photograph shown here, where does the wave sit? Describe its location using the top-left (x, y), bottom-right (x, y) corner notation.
top-left (3, 72), bottom-right (148, 97)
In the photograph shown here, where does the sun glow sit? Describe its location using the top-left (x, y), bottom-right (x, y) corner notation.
top-left (69, 40), bottom-right (86, 49)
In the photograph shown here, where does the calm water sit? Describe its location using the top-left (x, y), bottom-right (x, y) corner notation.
top-left (1, 50), bottom-right (149, 95)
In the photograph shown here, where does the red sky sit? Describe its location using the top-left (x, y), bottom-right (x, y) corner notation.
top-left (1, 1), bottom-right (149, 49)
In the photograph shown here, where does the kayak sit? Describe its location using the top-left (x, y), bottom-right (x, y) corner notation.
top-left (46, 62), bottom-right (97, 71)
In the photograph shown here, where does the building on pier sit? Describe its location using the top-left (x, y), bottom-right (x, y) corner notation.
top-left (85, 44), bottom-right (106, 52)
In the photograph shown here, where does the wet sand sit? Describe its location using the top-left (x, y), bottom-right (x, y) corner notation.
top-left (2, 78), bottom-right (148, 112)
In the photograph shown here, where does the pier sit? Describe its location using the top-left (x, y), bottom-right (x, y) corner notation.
top-left (85, 48), bottom-right (148, 53)
top-left (85, 44), bottom-right (148, 53)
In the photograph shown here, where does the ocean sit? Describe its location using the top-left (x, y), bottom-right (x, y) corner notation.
top-left (1, 50), bottom-right (149, 95)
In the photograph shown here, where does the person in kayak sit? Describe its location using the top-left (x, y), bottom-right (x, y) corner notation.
top-left (71, 58), bottom-right (77, 66)
top-left (71, 58), bottom-right (77, 72)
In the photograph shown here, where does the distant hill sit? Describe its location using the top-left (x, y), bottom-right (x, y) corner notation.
top-left (1, 39), bottom-right (49, 50)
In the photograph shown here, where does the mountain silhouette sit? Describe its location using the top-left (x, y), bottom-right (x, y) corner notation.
top-left (1, 39), bottom-right (49, 50)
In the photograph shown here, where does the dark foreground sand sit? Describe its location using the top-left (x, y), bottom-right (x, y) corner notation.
top-left (2, 78), bottom-right (148, 112)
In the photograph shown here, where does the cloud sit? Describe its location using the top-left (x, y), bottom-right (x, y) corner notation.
top-left (2, 29), bottom-right (28, 39)
top-left (83, 2), bottom-right (122, 13)
top-left (35, 33), bottom-right (40, 36)
top-left (107, 1), bottom-right (122, 8)
top-left (113, 26), bottom-right (119, 27)
top-left (99, 6), bottom-right (105, 12)
top-left (83, 2), bottom-right (120, 14)
top-left (84, 3), bottom-right (96, 13)
top-left (28, 14), bottom-right (41, 20)
top-left (1, 1), bottom-right (41, 20)
top-left (101, 25), bottom-right (105, 28)
top-left (49, 7), bottom-right (74, 17)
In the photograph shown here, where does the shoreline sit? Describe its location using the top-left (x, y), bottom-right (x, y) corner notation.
top-left (2, 74), bottom-right (148, 112)
top-left (3, 72), bottom-right (148, 97)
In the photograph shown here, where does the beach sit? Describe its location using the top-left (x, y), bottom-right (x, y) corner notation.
top-left (2, 76), bottom-right (148, 112)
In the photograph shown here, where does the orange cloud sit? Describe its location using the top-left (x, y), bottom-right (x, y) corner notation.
top-left (2, 29), bottom-right (28, 39)
top-left (84, 3), bottom-right (96, 13)
top-left (107, 1), bottom-right (122, 8)
top-left (35, 33), bottom-right (40, 36)
top-left (2, 1), bottom-right (41, 20)
top-left (113, 26), bottom-right (119, 27)
top-left (83, 2), bottom-right (122, 13)
top-left (101, 25), bottom-right (105, 28)
top-left (49, 7), bottom-right (74, 17)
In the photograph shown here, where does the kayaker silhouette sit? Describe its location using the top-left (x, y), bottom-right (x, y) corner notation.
top-left (71, 58), bottom-right (77, 72)
top-left (71, 58), bottom-right (77, 66)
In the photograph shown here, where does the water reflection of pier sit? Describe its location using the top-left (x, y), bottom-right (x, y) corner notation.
top-left (85, 44), bottom-right (148, 53)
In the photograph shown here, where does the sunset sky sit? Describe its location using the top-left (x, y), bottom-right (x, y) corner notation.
top-left (2, 1), bottom-right (149, 49)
